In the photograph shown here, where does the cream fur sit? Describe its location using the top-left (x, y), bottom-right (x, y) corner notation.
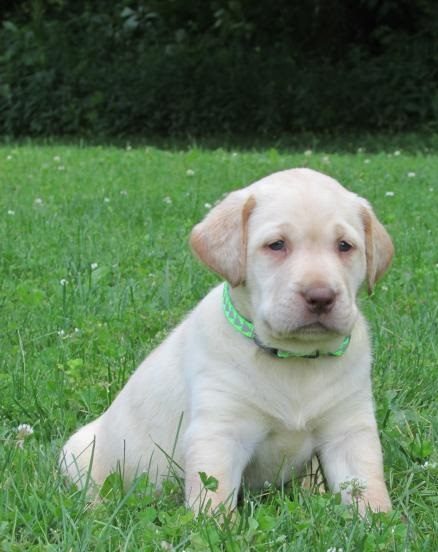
top-left (61, 168), bottom-right (393, 514)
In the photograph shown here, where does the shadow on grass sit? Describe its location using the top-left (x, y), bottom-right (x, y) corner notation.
top-left (2, 130), bottom-right (438, 153)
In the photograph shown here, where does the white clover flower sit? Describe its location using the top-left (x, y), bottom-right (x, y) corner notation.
top-left (6, 155), bottom-right (12, 161)
top-left (304, 149), bottom-right (313, 156)
top-left (407, 172), bottom-right (416, 178)
top-left (231, 152), bottom-right (238, 157)
top-left (163, 196), bottom-right (172, 205)
top-left (120, 190), bottom-right (128, 196)
top-left (53, 156), bottom-right (61, 162)
top-left (364, 159), bottom-right (370, 164)
top-left (394, 150), bottom-right (401, 156)
top-left (16, 424), bottom-right (34, 447)
top-left (7, 209), bottom-right (15, 216)
top-left (104, 197), bottom-right (110, 203)
top-left (340, 478), bottom-right (366, 501)
top-left (34, 198), bottom-right (43, 206)
top-left (58, 165), bottom-right (65, 171)
top-left (91, 262), bottom-right (98, 270)
top-left (57, 329), bottom-right (65, 337)
top-left (356, 147), bottom-right (364, 154)
top-left (17, 423), bottom-right (34, 436)
top-left (385, 191), bottom-right (395, 197)
top-left (429, 187), bottom-right (434, 192)
top-left (204, 202), bottom-right (212, 209)
top-left (74, 328), bottom-right (80, 334)
top-left (60, 278), bottom-right (68, 286)
top-left (126, 144), bottom-right (132, 151)
top-left (186, 169), bottom-right (195, 176)
top-left (321, 155), bottom-right (330, 164)
top-left (381, 285), bottom-right (389, 292)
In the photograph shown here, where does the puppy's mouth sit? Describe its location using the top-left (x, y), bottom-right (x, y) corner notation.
top-left (293, 322), bottom-right (332, 335)
top-left (266, 319), bottom-right (341, 343)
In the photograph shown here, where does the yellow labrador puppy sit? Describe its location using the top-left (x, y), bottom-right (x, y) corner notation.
top-left (61, 168), bottom-right (393, 514)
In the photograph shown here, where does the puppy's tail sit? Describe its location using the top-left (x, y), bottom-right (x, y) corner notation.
top-left (60, 420), bottom-right (100, 491)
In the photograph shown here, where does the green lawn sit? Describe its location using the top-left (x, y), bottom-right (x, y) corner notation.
top-left (1, 144), bottom-right (437, 550)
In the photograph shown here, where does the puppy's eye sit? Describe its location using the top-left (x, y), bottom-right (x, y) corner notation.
top-left (268, 240), bottom-right (285, 251)
top-left (338, 240), bottom-right (352, 252)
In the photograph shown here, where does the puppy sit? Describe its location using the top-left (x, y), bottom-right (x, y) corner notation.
top-left (61, 168), bottom-right (393, 514)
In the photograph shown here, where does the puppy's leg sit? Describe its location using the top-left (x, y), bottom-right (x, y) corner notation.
top-left (318, 424), bottom-right (391, 514)
top-left (183, 420), bottom-right (259, 514)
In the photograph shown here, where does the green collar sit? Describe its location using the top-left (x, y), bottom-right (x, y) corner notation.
top-left (223, 282), bottom-right (351, 359)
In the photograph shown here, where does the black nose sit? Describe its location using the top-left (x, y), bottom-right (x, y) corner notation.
top-left (302, 285), bottom-right (336, 314)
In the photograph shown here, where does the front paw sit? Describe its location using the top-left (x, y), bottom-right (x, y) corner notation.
top-left (185, 472), bottom-right (237, 515)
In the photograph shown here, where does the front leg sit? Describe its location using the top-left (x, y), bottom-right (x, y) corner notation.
top-left (183, 418), bottom-right (260, 514)
top-left (318, 421), bottom-right (391, 514)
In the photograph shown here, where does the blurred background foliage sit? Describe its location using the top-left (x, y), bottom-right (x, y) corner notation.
top-left (1, 0), bottom-right (437, 137)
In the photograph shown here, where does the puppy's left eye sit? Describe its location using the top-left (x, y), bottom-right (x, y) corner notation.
top-left (269, 240), bottom-right (285, 251)
top-left (338, 240), bottom-right (353, 252)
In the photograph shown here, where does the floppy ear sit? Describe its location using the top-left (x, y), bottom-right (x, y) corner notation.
top-left (190, 191), bottom-right (256, 286)
top-left (360, 201), bottom-right (394, 294)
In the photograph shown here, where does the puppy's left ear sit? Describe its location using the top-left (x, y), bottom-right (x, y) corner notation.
top-left (190, 190), bottom-right (256, 286)
top-left (360, 201), bottom-right (394, 294)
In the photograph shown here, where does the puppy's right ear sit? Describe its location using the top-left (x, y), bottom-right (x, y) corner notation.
top-left (360, 200), bottom-right (394, 294)
top-left (190, 191), bottom-right (256, 287)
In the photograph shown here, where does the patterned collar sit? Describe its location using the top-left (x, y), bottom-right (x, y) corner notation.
top-left (223, 282), bottom-right (351, 359)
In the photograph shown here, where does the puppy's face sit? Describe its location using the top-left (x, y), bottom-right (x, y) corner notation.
top-left (245, 176), bottom-right (367, 350)
top-left (191, 169), bottom-right (393, 353)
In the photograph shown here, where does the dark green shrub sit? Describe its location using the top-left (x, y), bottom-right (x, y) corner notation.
top-left (1, 1), bottom-right (437, 137)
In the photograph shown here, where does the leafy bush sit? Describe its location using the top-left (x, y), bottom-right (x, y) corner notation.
top-left (1, 1), bottom-right (437, 137)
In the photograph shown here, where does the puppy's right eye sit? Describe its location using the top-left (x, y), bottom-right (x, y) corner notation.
top-left (338, 240), bottom-right (353, 252)
top-left (268, 240), bottom-right (285, 251)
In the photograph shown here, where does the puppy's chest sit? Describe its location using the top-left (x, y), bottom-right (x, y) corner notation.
top-left (248, 362), bottom-right (349, 432)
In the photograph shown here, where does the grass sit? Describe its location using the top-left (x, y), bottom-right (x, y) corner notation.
top-left (0, 143), bottom-right (437, 550)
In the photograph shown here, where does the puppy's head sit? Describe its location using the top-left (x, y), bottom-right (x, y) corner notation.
top-left (190, 169), bottom-right (393, 353)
